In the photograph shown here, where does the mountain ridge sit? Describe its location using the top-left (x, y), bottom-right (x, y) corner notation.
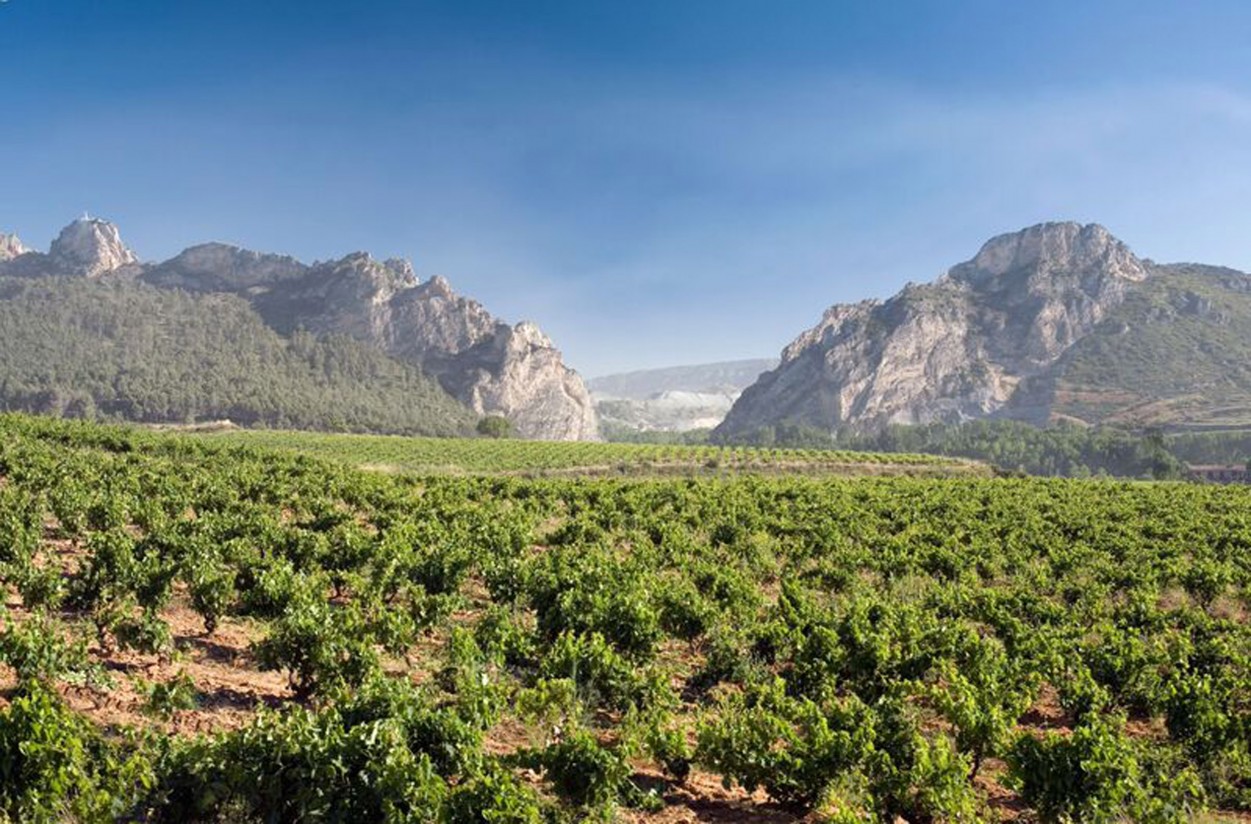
top-left (0, 218), bottom-right (597, 440)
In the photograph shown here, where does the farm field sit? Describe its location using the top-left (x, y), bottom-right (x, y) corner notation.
top-left (188, 427), bottom-right (979, 477)
top-left (1, 413), bottom-right (1250, 822)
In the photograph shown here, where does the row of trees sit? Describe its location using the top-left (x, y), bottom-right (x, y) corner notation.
top-left (714, 419), bottom-right (1191, 478)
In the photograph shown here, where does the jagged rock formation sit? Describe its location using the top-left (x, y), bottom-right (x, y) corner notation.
top-left (0, 218), bottom-right (143, 279)
top-left (1, 218), bottom-right (598, 440)
top-left (50, 218), bottom-right (141, 277)
top-left (148, 245), bottom-right (598, 440)
top-left (717, 222), bottom-right (1199, 436)
top-left (0, 233), bottom-right (27, 261)
top-left (437, 320), bottom-right (600, 441)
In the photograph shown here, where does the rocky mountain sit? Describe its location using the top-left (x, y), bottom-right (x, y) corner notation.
top-left (590, 359), bottom-right (777, 433)
top-left (718, 222), bottom-right (1251, 437)
top-left (50, 217), bottom-right (142, 276)
top-left (142, 242), bottom-right (308, 292)
top-left (2, 218), bottom-right (143, 278)
top-left (0, 218), bottom-right (597, 440)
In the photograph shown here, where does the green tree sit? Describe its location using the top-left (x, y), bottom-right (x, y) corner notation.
top-left (476, 415), bottom-right (515, 439)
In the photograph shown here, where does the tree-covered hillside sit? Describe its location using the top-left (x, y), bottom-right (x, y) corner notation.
top-left (833, 419), bottom-right (1184, 478)
top-left (0, 277), bottom-right (477, 436)
top-left (1047, 264), bottom-right (1251, 427)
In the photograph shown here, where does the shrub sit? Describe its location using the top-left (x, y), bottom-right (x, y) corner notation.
top-left (443, 765), bottom-right (546, 824)
top-left (187, 558), bottom-right (237, 634)
top-left (253, 595), bottom-right (379, 698)
top-left (477, 416), bottom-right (516, 439)
top-left (0, 682), bottom-right (150, 823)
top-left (924, 654), bottom-right (1039, 778)
top-left (868, 696), bottom-right (981, 823)
top-left (522, 729), bottom-right (632, 811)
top-left (696, 678), bottom-right (875, 809)
top-left (137, 670), bottom-right (199, 719)
top-left (539, 631), bottom-right (651, 712)
top-left (152, 705), bottom-right (448, 822)
top-left (1007, 714), bottom-right (1203, 823)
top-left (0, 610), bottom-right (102, 687)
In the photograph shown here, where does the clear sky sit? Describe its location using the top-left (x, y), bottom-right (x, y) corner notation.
top-left (3, 1), bottom-right (1251, 376)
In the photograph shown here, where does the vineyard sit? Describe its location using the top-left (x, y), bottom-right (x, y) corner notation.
top-left (1, 413), bottom-right (1250, 822)
top-left (189, 428), bottom-right (974, 477)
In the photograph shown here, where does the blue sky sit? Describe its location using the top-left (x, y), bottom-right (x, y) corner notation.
top-left (3, 1), bottom-right (1251, 375)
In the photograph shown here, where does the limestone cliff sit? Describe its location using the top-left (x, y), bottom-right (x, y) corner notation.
top-left (0, 218), bottom-right (142, 279)
top-left (238, 255), bottom-right (598, 440)
top-left (717, 222), bottom-right (1149, 435)
top-left (145, 241), bottom-right (598, 441)
top-left (143, 243), bottom-right (307, 292)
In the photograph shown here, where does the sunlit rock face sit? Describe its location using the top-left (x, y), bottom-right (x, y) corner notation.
top-left (146, 242), bottom-right (598, 440)
top-left (49, 218), bottom-right (140, 277)
top-left (717, 222), bottom-right (1149, 436)
top-left (252, 259), bottom-right (599, 441)
top-left (441, 319), bottom-right (600, 442)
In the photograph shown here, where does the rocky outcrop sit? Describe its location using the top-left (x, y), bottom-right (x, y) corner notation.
top-left (248, 256), bottom-right (598, 440)
top-left (717, 222), bottom-right (1149, 436)
top-left (437, 320), bottom-right (599, 441)
top-left (589, 359), bottom-right (778, 400)
top-left (0, 218), bottom-right (141, 279)
top-left (49, 218), bottom-right (140, 277)
top-left (144, 243), bottom-right (308, 292)
top-left (2, 218), bottom-right (598, 440)
top-left (0, 233), bottom-right (27, 261)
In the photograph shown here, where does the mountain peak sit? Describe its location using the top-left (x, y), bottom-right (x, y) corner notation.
top-left (512, 320), bottom-right (554, 349)
top-left (2, 217), bottom-right (598, 441)
top-left (421, 274), bottom-right (455, 298)
top-left (50, 217), bottom-right (139, 277)
top-left (0, 232), bottom-right (27, 261)
top-left (144, 242), bottom-right (309, 292)
top-left (382, 258), bottom-right (416, 283)
top-left (953, 221), bottom-right (1144, 285)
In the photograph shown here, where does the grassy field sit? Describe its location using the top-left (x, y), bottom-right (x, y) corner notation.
top-left (188, 428), bottom-right (984, 477)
